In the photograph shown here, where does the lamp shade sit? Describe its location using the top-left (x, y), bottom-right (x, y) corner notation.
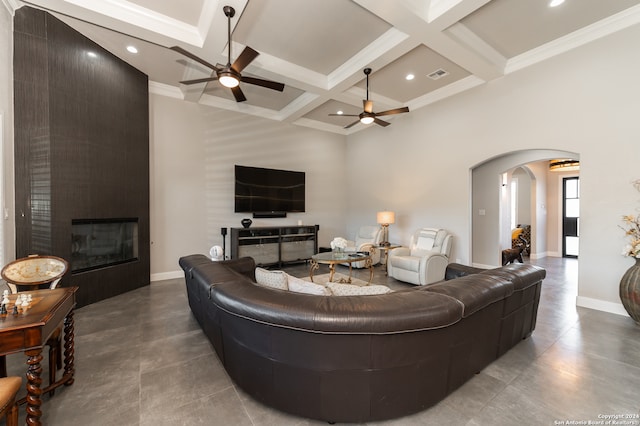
top-left (377, 211), bottom-right (395, 225)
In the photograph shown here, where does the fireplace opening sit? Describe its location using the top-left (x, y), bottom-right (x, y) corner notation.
top-left (71, 218), bottom-right (139, 273)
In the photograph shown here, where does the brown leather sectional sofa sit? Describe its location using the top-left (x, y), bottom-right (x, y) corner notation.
top-left (179, 254), bottom-right (546, 423)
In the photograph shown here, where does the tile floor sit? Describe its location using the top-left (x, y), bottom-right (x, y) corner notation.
top-left (2, 257), bottom-right (639, 425)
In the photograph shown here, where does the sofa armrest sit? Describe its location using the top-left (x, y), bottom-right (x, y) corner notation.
top-left (219, 257), bottom-right (256, 281)
top-left (389, 246), bottom-right (410, 257)
top-left (445, 263), bottom-right (486, 280)
top-left (418, 252), bottom-right (449, 285)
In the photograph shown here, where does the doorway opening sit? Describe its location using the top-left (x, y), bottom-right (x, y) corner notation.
top-left (562, 176), bottom-right (580, 258)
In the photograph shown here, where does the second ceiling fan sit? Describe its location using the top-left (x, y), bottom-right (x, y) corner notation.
top-left (330, 68), bottom-right (410, 129)
top-left (171, 5), bottom-right (285, 102)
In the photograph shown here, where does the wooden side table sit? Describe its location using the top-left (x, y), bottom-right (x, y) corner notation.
top-left (0, 287), bottom-right (77, 426)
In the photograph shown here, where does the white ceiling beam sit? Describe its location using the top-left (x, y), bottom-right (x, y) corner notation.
top-left (354, 0), bottom-right (503, 81)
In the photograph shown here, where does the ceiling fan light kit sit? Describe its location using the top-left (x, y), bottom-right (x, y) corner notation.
top-left (360, 115), bottom-right (375, 125)
top-left (171, 5), bottom-right (285, 102)
top-left (329, 67), bottom-right (410, 129)
top-left (218, 71), bottom-right (240, 88)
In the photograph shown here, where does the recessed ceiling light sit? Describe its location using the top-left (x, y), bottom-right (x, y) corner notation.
top-left (87, 51), bottom-right (97, 58)
top-left (549, 0), bottom-right (565, 7)
top-left (336, 110), bottom-right (343, 115)
top-left (126, 45), bottom-right (138, 54)
top-left (405, 74), bottom-right (415, 81)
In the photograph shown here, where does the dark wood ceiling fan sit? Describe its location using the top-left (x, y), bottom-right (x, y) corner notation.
top-left (170, 5), bottom-right (285, 102)
top-left (330, 68), bottom-right (409, 129)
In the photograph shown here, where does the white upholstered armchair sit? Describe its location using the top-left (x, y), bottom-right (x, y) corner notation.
top-left (344, 225), bottom-right (383, 268)
top-left (387, 228), bottom-right (453, 285)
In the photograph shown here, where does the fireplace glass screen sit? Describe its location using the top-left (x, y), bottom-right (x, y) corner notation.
top-left (71, 219), bottom-right (139, 272)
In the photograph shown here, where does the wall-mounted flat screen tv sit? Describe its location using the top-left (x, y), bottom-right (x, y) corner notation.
top-left (234, 165), bottom-right (305, 214)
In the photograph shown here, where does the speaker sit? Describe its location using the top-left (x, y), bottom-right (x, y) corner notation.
top-left (253, 211), bottom-right (286, 218)
top-left (221, 227), bottom-right (227, 236)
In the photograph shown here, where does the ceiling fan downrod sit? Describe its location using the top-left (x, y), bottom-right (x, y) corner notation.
top-left (224, 6), bottom-right (235, 67)
top-left (364, 67), bottom-right (371, 100)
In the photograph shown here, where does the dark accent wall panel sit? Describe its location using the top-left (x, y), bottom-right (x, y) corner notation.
top-left (14, 6), bottom-right (150, 307)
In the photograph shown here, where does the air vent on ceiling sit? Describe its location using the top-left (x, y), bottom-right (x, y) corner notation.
top-left (427, 68), bottom-right (449, 80)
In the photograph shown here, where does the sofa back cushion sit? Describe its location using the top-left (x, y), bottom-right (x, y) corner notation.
top-left (410, 228), bottom-right (451, 257)
top-left (354, 225), bottom-right (382, 247)
top-left (427, 274), bottom-right (513, 317)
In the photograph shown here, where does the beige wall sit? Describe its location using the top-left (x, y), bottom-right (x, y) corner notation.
top-left (346, 23), bottom-right (640, 315)
top-left (149, 94), bottom-right (348, 279)
top-left (0, 3), bottom-right (14, 266)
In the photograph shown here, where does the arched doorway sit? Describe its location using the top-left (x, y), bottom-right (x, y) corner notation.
top-left (470, 149), bottom-right (579, 267)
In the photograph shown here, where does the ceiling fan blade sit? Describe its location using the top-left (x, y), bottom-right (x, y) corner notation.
top-left (363, 100), bottom-right (373, 113)
top-left (375, 106), bottom-right (410, 117)
top-left (344, 120), bottom-right (361, 129)
top-left (170, 46), bottom-right (219, 71)
top-left (231, 46), bottom-right (259, 73)
top-left (241, 76), bottom-right (285, 92)
top-left (231, 86), bottom-right (247, 102)
top-left (179, 77), bottom-right (217, 85)
top-left (328, 114), bottom-right (358, 117)
top-left (374, 117), bottom-right (391, 127)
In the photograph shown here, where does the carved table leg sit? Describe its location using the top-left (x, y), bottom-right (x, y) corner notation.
top-left (309, 260), bottom-right (319, 282)
top-left (63, 311), bottom-right (75, 386)
top-left (365, 258), bottom-right (373, 284)
top-left (328, 263), bottom-right (336, 283)
top-left (24, 348), bottom-right (43, 426)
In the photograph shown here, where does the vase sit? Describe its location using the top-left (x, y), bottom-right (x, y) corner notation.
top-left (620, 258), bottom-right (640, 324)
top-left (241, 218), bottom-right (252, 228)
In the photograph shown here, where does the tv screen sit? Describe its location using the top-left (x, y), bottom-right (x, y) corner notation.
top-left (234, 165), bottom-right (305, 213)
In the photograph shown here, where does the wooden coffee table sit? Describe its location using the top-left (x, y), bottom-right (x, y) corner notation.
top-left (309, 251), bottom-right (374, 284)
top-left (0, 287), bottom-right (77, 426)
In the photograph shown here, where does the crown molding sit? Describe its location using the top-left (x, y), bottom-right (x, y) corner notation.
top-left (1, 0), bottom-right (21, 14)
top-left (506, 3), bottom-right (640, 74)
top-left (64, 0), bottom-right (204, 47)
top-left (149, 81), bottom-right (184, 100)
top-left (293, 117), bottom-right (348, 135)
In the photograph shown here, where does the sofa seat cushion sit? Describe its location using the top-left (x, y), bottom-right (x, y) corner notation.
top-left (427, 274), bottom-right (513, 317)
top-left (390, 255), bottom-right (421, 272)
top-left (287, 275), bottom-right (332, 295)
top-left (326, 282), bottom-right (392, 296)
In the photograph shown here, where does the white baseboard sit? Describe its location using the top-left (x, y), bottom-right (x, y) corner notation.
top-left (150, 270), bottom-right (183, 282)
top-left (576, 296), bottom-right (629, 317)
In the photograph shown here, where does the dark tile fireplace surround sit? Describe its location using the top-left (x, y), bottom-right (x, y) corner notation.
top-left (13, 7), bottom-right (150, 307)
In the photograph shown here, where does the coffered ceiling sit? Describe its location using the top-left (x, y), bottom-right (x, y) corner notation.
top-left (15, 0), bottom-right (640, 134)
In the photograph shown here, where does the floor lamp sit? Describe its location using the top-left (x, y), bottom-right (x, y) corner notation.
top-left (377, 211), bottom-right (395, 246)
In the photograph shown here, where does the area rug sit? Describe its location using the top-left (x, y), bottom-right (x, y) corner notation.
top-left (304, 273), bottom-right (373, 287)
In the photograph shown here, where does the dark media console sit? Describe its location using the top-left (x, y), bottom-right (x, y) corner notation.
top-left (230, 225), bottom-right (318, 267)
